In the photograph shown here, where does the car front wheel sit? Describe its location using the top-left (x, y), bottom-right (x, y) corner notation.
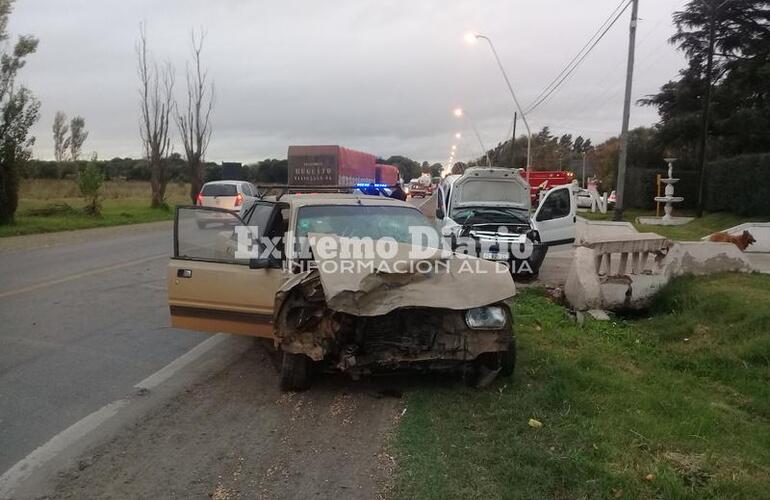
top-left (499, 341), bottom-right (516, 377)
top-left (279, 351), bottom-right (312, 391)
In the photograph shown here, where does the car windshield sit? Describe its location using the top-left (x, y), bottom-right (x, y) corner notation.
top-left (296, 205), bottom-right (437, 244)
top-left (451, 206), bottom-right (530, 225)
top-left (201, 184), bottom-right (237, 196)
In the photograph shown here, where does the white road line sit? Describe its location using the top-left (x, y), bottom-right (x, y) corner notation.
top-left (134, 334), bottom-right (228, 390)
top-left (0, 399), bottom-right (129, 498)
top-left (0, 253), bottom-right (167, 299)
top-left (0, 333), bottom-right (229, 498)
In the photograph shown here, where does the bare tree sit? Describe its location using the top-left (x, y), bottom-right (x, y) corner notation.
top-left (52, 111), bottom-right (70, 162)
top-left (176, 29), bottom-right (213, 204)
top-left (69, 115), bottom-right (88, 161)
top-left (137, 24), bottom-right (174, 208)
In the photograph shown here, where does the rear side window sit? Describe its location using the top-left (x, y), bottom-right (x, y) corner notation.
top-left (201, 184), bottom-right (237, 196)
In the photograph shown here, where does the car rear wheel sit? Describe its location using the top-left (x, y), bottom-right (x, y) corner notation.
top-left (280, 351), bottom-right (312, 391)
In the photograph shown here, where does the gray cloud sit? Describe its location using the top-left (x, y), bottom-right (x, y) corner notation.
top-left (12, 0), bottom-right (686, 164)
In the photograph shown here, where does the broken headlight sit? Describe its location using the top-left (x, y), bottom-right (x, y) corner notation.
top-left (465, 306), bottom-right (507, 330)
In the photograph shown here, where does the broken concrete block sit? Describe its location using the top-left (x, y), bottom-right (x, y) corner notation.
top-left (662, 241), bottom-right (753, 277)
top-left (587, 309), bottom-right (610, 321)
top-left (565, 247), bottom-right (603, 311)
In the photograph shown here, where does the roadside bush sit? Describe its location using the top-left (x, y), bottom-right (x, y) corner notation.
top-left (705, 153), bottom-right (770, 216)
top-left (77, 161), bottom-right (104, 215)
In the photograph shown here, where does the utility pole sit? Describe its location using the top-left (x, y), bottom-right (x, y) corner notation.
top-left (613, 0), bottom-right (639, 221)
top-left (511, 111), bottom-right (518, 169)
top-left (582, 151), bottom-right (587, 188)
top-left (695, 0), bottom-right (718, 218)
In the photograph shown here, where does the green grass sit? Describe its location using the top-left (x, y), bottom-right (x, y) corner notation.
top-left (580, 210), bottom-right (763, 241)
top-left (0, 180), bottom-right (190, 237)
top-left (392, 274), bottom-right (770, 499)
top-left (0, 198), bottom-right (177, 237)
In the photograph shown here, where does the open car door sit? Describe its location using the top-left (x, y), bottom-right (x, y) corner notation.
top-left (168, 205), bottom-right (286, 338)
top-left (531, 184), bottom-right (576, 246)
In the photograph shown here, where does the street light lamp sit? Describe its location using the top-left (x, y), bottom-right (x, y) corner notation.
top-left (451, 145), bottom-right (457, 150)
top-left (455, 132), bottom-right (462, 139)
top-left (453, 107), bottom-right (491, 167)
top-left (465, 32), bottom-right (532, 175)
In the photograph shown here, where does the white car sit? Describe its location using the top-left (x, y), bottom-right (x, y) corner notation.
top-left (435, 167), bottom-right (576, 279)
top-left (196, 180), bottom-right (258, 211)
top-left (195, 180), bottom-right (259, 228)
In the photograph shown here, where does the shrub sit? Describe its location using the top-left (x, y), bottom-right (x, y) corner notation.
top-left (77, 161), bottom-right (104, 215)
top-left (705, 153), bottom-right (770, 216)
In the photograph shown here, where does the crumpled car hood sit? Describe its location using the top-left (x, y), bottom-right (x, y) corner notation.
top-left (277, 234), bottom-right (516, 317)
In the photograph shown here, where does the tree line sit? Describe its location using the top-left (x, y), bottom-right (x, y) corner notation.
top-left (464, 0), bottom-right (769, 215)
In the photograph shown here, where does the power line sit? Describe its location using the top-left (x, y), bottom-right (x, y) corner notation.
top-left (525, 0), bottom-right (633, 114)
top-left (526, 0), bottom-right (629, 109)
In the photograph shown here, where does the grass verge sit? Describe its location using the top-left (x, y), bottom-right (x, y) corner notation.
top-left (392, 273), bottom-right (770, 499)
top-left (0, 180), bottom-right (189, 237)
top-left (580, 210), bottom-right (764, 241)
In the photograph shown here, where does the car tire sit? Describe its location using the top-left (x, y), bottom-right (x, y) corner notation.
top-left (280, 351), bottom-right (312, 391)
top-left (472, 340), bottom-right (516, 382)
top-left (500, 340), bottom-right (516, 378)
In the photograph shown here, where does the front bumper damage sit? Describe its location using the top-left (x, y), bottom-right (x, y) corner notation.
top-left (274, 271), bottom-right (512, 374)
top-left (272, 235), bottom-right (516, 375)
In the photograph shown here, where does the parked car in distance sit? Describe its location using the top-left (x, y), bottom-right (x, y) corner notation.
top-left (196, 180), bottom-right (258, 211)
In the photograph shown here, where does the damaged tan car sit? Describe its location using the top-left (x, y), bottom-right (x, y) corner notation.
top-left (168, 194), bottom-right (517, 390)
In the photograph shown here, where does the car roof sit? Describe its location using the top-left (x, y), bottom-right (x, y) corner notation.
top-left (260, 193), bottom-right (414, 209)
top-left (202, 180), bottom-right (251, 185)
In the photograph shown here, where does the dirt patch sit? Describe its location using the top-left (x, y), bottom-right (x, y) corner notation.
top-left (50, 345), bottom-right (404, 499)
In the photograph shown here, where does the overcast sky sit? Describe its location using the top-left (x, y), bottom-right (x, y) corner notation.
top-left (12, 0), bottom-right (687, 164)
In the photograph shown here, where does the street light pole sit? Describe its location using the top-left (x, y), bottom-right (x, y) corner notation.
top-left (454, 108), bottom-right (491, 167)
top-left (471, 33), bottom-right (532, 175)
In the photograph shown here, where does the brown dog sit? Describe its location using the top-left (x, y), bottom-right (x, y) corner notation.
top-left (709, 230), bottom-right (757, 251)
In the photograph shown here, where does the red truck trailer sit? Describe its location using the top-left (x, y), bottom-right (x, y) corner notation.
top-left (518, 169), bottom-right (575, 203)
top-left (288, 145), bottom-right (376, 186)
top-left (375, 164), bottom-right (399, 185)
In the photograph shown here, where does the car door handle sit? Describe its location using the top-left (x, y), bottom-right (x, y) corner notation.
top-left (177, 269), bottom-right (192, 278)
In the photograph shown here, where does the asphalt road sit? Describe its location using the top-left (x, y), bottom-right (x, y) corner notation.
top-left (0, 222), bottom-right (207, 474)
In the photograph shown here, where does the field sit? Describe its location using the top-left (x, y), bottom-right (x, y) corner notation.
top-left (392, 274), bottom-right (770, 499)
top-left (0, 179), bottom-right (190, 237)
top-left (580, 209), bottom-right (764, 241)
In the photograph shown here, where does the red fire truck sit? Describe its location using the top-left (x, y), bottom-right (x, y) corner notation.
top-left (518, 169), bottom-right (575, 204)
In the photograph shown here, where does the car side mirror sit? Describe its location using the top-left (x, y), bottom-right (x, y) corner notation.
top-left (249, 256), bottom-right (283, 270)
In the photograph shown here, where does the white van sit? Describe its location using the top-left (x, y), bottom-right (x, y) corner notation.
top-left (435, 167), bottom-right (576, 278)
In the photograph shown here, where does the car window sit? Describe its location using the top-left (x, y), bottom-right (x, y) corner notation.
top-left (175, 207), bottom-right (246, 264)
top-left (536, 188), bottom-right (571, 221)
top-left (243, 202), bottom-right (279, 232)
top-left (201, 184), bottom-right (237, 196)
top-left (241, 184), bottom-right (251, 196)
top-left (295, 205), bottom-right (438, 244)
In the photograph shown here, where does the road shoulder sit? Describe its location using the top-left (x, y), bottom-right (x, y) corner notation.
top-left (0, 220), bottom-right (173, 252)
top-left (22, 344), bottom-right (403, 500)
